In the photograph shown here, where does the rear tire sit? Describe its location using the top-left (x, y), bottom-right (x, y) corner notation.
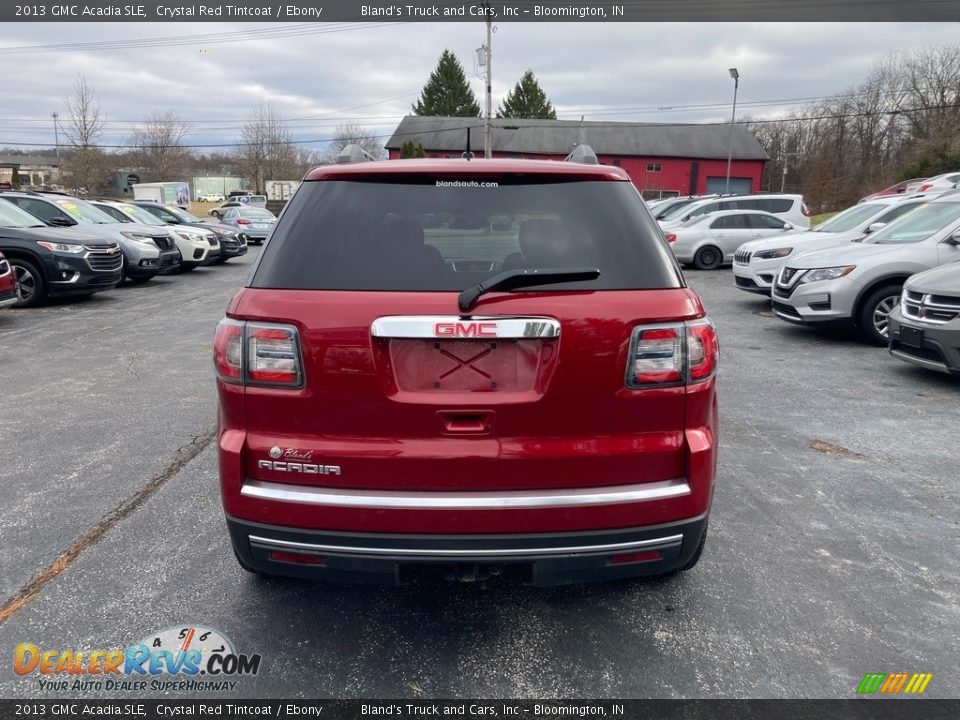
top-left (210, 210), bottom-right (220, 218)
top-left (692, 245), bottom-right (722, 270)
top-left (858, 284), bottom-right (902, 346)
top-left (10, 258), bottom-right (46, 307)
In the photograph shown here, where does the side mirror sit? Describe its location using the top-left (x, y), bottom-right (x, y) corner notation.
top-left (48, 217), bottom-right (75, 227)
top-left (945, 233), bottom-right (960, 246)
top-left (865, 222), bottom-right (886, 234)
top-left (782, 223), bottom-right (793, 231)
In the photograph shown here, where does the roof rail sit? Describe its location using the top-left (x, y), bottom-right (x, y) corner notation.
top-left (564, 144), bottom-right (598, 165)
top-left (0, 189), bottom-right (41, 196)
top-left (337, 144), bottom-right (376, 165)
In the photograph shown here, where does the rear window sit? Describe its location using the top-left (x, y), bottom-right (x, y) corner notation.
top-left (239, 208), bottom-right (275, 219)
top-left (251, 180), bottom-right (682, 291)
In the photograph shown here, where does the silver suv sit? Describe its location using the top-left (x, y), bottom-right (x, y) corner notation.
top-left (732, 194), bottom-right (934, 294)
top-left (771, 193), bottom-right (960, 344)
top-left (888, 262), bottom-right (960, 374)
top-left (2, 192), bottom-right (180, 280)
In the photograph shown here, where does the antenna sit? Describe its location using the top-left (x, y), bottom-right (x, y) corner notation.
top-left (462, 126), bottom-right (474, 160)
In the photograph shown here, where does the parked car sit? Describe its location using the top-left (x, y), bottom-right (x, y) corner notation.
top-left (772, 192), bottom-right (960, 344)
top-left (0, 191), bottom-right (179, 281)
top-left (888, 262), bottom-right (960, 374)
top-left (732, 194), bottom-right (934, 294)
top-left (132, 201), bottom-right (247, 262)
top-left (659, 193), bottom-right (812, 230)
top-left (0, 198), bottom-right (122, 307)
top-left (214, 145), bottom-right (718, 585)
top-left (198, 193), bottom-right (226, 203)
top-left (91, 200), bottom-right (220, 270)
top-left (914, 171), bottom-right (960, 194)
top-left (859, 178), bottom-right (927, 203)
top-left (664, 210), bottom-right (797, 270)
top-left (209, 194), bottom-right (267, 218)
top-left (218, 207), bottom-right (276, 245)
top-left (649, 194), bottom-right (719, 221)
top-left (0, 251), bottom-right (17, 309)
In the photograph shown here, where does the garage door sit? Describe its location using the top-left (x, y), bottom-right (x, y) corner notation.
top-left (705, 177), bottom-right (752, 194)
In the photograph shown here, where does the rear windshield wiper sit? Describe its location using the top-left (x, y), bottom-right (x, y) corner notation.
top-left (458, 267), bottom-right (600, 313)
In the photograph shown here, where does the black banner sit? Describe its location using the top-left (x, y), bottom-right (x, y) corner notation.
top-left (1, 700), bottom-right (959, 720)
top-left (3, 0), bottom-right (960, 23)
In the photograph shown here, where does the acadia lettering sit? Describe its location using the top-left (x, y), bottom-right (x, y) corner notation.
top-left (434, 322), bottom-right (498, 337)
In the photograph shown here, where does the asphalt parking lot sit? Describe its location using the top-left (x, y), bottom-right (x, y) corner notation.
top-left (0, 251), bottom-right (957, 699)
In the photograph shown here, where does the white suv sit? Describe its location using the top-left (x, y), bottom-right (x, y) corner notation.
top-left (771, 193), bottom-right (960, 344)
top-left (732, 194), bottom-right (933, 294)
top-left (658, 193), bottom-right (811, 230)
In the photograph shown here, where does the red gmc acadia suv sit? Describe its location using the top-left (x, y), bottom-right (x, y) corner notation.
top-left (214, 146), bottom-right (718, 586)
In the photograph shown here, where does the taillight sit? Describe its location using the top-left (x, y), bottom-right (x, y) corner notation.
top-left (664, 232), bottom-right (677, 244)
top-left (687, 318), bottom-right (719, 381)
top-left (213, 319), bottom-right (303, 388)
top-left (247, 323), bottom-right (302, 385)
top-left (213, 318), bottom-right (243, 382)
top-left (628, 326), bottom-right (683, 385)
top-left (917, 183), bottom-right (932, 191)
top-left (236, 218), bottom-right (250, 225)
top-left (802, 202), bottom-right (812, 217)
top-left (626, 319), bottom-right (718, 388)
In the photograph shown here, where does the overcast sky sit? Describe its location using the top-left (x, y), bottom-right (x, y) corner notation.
top-left (1, 22), bottom-right (957, 154)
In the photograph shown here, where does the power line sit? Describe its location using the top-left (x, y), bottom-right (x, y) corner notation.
top-left (3, 101), bottom-right (958, 150)
top-left (0, 89), bottom-right (933, 133)
top-left (0, 22), bottom-right (402, 55)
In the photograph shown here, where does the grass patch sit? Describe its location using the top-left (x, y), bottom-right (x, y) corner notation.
top-left (811, 212), bottom-right (837, 227)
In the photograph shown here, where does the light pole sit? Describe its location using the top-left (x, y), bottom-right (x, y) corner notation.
top-left (483, 7), bottom-right (493, 158)
top-left (724, 68), bottom-right (739, 194)
top-left (51, 112), bottom-right (60, 184)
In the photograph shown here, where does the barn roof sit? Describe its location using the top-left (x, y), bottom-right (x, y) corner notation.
top-left (386, 116), bottom-right (769, 161)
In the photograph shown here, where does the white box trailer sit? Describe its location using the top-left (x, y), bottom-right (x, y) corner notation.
top-left (132, 182), bottom-right (191, 209)
top-left (265, 180), bottom-right (301, 202)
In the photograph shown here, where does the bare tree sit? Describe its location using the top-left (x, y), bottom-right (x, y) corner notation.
top-left (324, 122), bottom-right (387, 163)
top-left (132, 111), bottom-right (191, 180)
top-left (236, 102), bottom-right (301, 193)
top-left (63, 75), bottom-right (108, 192)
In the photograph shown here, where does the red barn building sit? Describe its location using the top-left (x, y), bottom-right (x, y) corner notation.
top-left (386, 116), bottom-right (768, 198)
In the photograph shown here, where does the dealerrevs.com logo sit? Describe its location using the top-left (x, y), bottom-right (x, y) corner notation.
top-left (13, 625), bottom-right (262, 693)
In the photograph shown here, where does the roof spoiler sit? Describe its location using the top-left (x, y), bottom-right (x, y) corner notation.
top-left (336, 144), bottom-right (376, 165)
top-left (564, 144), bottom-right (598, 165)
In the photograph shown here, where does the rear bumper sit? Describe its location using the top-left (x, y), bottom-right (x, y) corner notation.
top-left (226, 512), bottom-right (708, 586)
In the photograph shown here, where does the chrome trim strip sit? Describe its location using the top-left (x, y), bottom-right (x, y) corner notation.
top-left (371, 316), bottom-right (561, 339)
top-left (241, 477), bottom-right (690, 509)
top-left (248, 533), bottom-right (685, 559)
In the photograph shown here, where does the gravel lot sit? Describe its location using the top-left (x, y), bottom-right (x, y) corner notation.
top-left (0, 250), bottom-right (957, 699)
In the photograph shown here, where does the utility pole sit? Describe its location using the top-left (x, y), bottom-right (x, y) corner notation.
top-left (484, 8), bottom-right (493, 159)
top-left (724, 68), bottom-right (739, 194)
top-left (51, 112), bottom-right (61, 182)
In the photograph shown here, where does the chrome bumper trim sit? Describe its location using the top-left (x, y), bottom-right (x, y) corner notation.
top-left (248, 533), bottom-right (685, 559)
top-left (241, 477), bottom-right (690, 510)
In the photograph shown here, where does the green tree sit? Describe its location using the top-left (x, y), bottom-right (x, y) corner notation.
top-left (412, 50), bottom-right (481, 117)
top-left (399, 141), bottom-right (428, 158)
top-left (497, 70), bottom-right (557, 120)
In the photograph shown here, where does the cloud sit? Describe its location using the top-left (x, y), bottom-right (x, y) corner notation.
top-left (0, 21), bottom-right (956, 151)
